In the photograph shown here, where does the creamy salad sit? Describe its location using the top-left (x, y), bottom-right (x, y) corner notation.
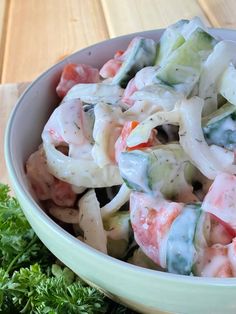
top-left (26, 17), bottom-right (236, 277)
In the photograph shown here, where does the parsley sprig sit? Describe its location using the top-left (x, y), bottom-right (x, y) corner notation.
top-left (0, 184), bottom-right (135, 313)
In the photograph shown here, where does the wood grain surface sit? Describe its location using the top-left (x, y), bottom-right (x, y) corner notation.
top-left (198, 0), bottom-right (236, 28)
top-left (101, 0), bottom-right (210, 37)
top-left (0, 83), bottom-right (28, 185)
top-left (1, 0), bottom-right (109, 83)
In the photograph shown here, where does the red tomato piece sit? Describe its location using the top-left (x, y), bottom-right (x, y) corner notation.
top-left (130, 192), bottom-right (183, 267)
top-left (99, 59), bottom-right (123, 79)
top-left (195, 244), bottom-right (233, 277)
top-left (99, 50), bottom-right (125, 79)
top-left (114, 50), bottom-right (124, 59)
top-left (51, 179), bottom-right (77, 207)
top-left (121, 78), bottom-right (138, 106)
top-left (56, 63), bottom-right (100, 98)
top-left (202, 173), bottom-right (236, 233)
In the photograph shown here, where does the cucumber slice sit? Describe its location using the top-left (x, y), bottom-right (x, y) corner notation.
top-left (191, 211), bottom-right (211, 275)
top-left (118, 143), bottom-right (196, 199)
top-left (155, 20), bottom-right (186, 66)
top-left (199, 40), bottom-right (236, 115)
top-left (219, 63), bottom-right (236, 105)
top-left (202, 102), bottom-right (236, 126)
top-left (118, 150), bottom-right (150, 192)
top-left (194, 211), bottom-right (211, 250)
top-left (181, 16), bottom-right (210, 40)
top-left (202, 102), bottom-right (236, 151)
top-left (166, 204), bottom-right (201, 275)
top-left (112, 37), bottom-right (157, 88)
top-left (156, 28), bottom-right (216, 95)
top-left (104, 211), bottom-right (131, 258)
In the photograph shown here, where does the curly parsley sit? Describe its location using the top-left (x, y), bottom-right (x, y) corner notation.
top-left (0, 184), bottom-right (135, 313)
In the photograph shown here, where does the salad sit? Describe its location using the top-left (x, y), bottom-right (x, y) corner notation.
top-left (26, 17), bottom-right (236, 277)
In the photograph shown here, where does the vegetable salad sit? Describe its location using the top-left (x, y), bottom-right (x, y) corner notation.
top-left (27, 17), bottom-right (236, 277)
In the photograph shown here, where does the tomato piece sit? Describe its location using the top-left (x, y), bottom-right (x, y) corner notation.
top-left (51, 179), bottom-right (76, 207)
top-left (121, 78), bottom-right (138, 106)
top-left (130, 192), bottom-right (183, 267)
top-left (99, 59), bottom-right (123, 79)
top-left (114, 50), bottom-right (124, 59)
top-left (195, 244), bottom-right (233, 277)
top-left (210, 214), bottom-right (236, 240)
top-left (202, 173), bottom-right (236, 233)
top-left (228, 237), bottom-right (236, 276)
top-left (114, 120), bottom-right (156, 161)
top-left (56, 63), bottom-right (100, 98)
top-left (99, 50), bottom-right (124, 79)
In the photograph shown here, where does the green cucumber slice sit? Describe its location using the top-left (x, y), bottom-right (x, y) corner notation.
top-left (112, 37), bottom-right (157, 88)
top-left (104, 211), bottom-right (131, 258)
top-left (155, 20), bottom-right (186, 66)
top-left (156, 28), bottom-right (216, 95)
top-left (118, 143), bottom-right (196, 199)
top-left (191, 211), bottom-right (211, 275)
top-left (202, 102), bottom-right (236, 151)
top-left (166, 204), bottom-right (201, 275)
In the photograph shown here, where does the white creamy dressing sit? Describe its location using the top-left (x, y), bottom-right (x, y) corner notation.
top-left (64, 83), bottom-right (124, 105)
top-left (78, 189), bottom-right (107, 254)
top-left (127, 109), bottom-right (180, 147)
top-left (228, 239), bottom-right (236, 276)
top-left (131, 84), bottom-right (183, 111)
top-left (199, 40), bottom-right (236, 115)
top-left (92, 102), bottom-right (125, 167)
top-left (43, 142), bottom-right (123, 188)
top-left (124, 100), bottom-right (162, 122)
top-left (201, 254), bottom-right (229, 277)
top-left (42, 98), bottom-right (87, 145)
top-left (209, 145), bottom-right (235, 169)
top-left (206, 115), bottom-right (236, 146)
top-left (69, 142), bottom-right (93, 159)
top-left (118, 151), bottom-right (150, 193)
top-left (134, 66), bottom-right (160, 89)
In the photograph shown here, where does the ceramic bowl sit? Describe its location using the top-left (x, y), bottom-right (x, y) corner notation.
top-left (5, 28), bottom-right (236, 314)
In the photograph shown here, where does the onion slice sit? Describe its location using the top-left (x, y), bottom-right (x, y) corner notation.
top-left (43, 142), bottom-right (122, 188)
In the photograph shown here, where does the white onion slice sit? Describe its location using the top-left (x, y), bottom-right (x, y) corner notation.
top-left (199, 40), bottom-right (236, 115)
top-left (64, 83), bottom-right (124, 105)
top-left (78, 189), bottom-right (107, 254)
top-left (43, 142), bottom-right (122, 188)
top-left (179, 96), bottom-right (236, 179)
top-left (92, 102), bottom-right (124, 167)
top-left (126, 110), bottom-right (180, 147)
top-left (101, 184), bottom-right (131, 219)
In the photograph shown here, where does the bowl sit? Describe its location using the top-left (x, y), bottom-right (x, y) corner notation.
top-left (5, 28), bottom-right (236, 314)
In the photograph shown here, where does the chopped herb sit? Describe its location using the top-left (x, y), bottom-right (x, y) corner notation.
top-left (0, 184), bottom-right (135, 313)
top-left (74, 122), bottom-right (81, 130)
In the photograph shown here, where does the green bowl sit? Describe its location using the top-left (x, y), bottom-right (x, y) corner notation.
top-left (5, 28), bottom-right (236, 314)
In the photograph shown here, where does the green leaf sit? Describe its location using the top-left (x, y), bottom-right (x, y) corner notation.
top-left (0, 184), bottom-right (134, 313)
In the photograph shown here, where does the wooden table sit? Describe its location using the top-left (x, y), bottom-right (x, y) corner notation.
top-left (1, 0), bottom-right (236, 184)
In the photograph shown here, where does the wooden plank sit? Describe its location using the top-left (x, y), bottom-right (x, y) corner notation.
top-left (101, 0), bottom-right (211, 38)
top-left (0, 0), bottom-right (9, 82)
top-left (2, 0), bottom-right (109, 83)
top-left (0, 83), bottom-right (29, 186)
top-left (198, 0), bottom-right (236, 28)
